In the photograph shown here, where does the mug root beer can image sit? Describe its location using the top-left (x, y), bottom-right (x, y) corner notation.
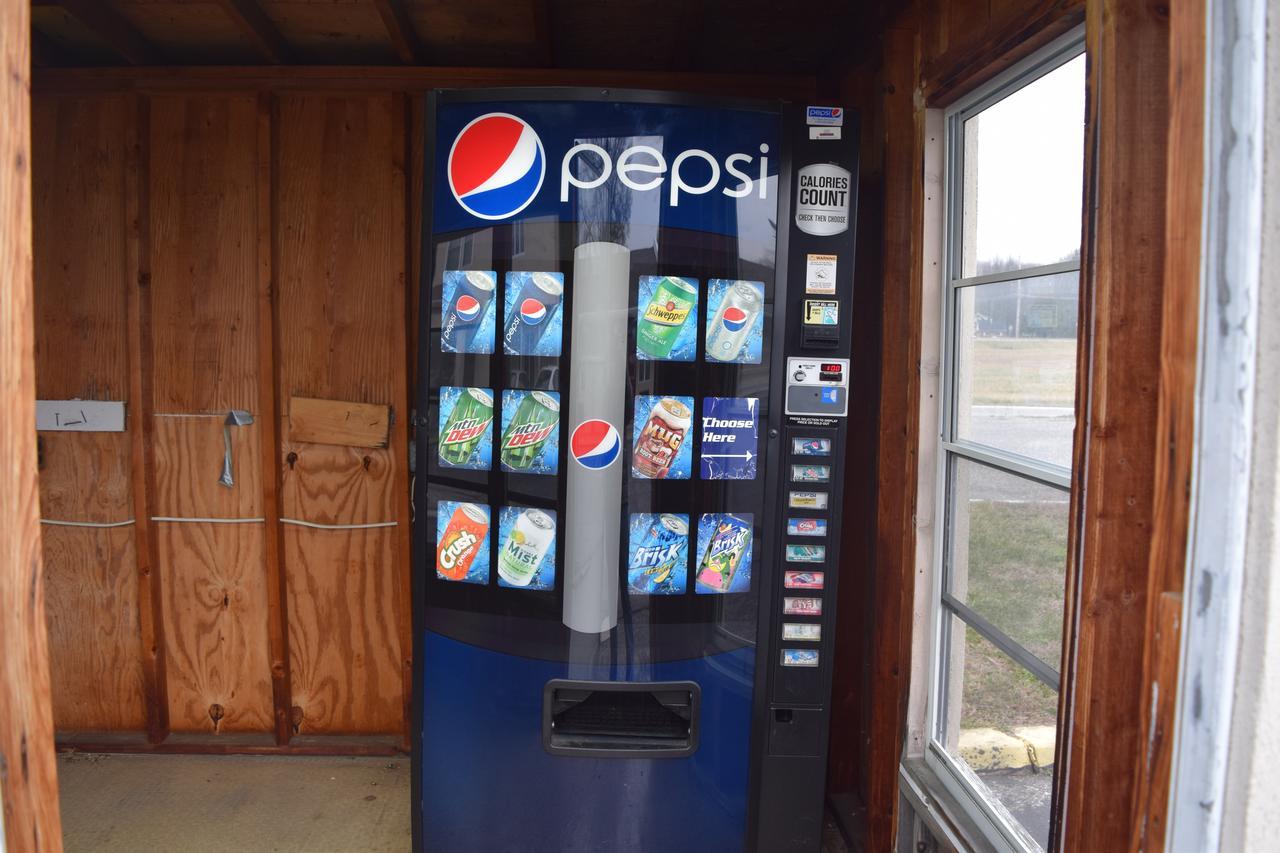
top-left (437, 503), bottom-right (489, 581)
top-left (632, 397), bottom-right (692, 478)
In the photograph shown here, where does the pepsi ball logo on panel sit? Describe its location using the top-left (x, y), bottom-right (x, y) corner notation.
top-left (570, 419), bottom-right (620, 470)
top-left (447, 113), bottom-right (546, 221)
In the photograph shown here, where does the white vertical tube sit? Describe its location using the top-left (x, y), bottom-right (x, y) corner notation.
top-left (562, 241), bottom-right (629, 634)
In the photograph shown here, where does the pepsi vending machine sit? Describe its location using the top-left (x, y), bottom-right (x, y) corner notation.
top-left (413, 89), bottom-right (858, 853)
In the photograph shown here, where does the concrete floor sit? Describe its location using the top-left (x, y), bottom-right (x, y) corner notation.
top-left (57, 752), bottom-right (411, 853)
top-left (57, 751), bottom-right (851, 852)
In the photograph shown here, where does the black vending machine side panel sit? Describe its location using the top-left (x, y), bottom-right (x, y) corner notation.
top-left (751, 102), bottom-right (860, 853)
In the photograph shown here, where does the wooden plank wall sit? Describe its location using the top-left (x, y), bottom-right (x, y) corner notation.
top-left (32, 91), bottom-right (411, 749)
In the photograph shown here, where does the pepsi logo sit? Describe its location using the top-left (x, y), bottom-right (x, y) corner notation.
top-left (448, 113), bottom-right (545, 221)
top-left (570, 420), bottom-right (620, 470)
top-left (455, 294), bottom-right (482, 322)
top-left (721, 306), bottom-right (748, 333)
top-left (519, 297), bottom-right (547, 325)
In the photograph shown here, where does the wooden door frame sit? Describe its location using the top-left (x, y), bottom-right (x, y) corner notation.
top-left (0, 3), bottom-right (63, 851)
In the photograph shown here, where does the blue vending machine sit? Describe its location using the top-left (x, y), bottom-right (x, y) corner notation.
top-left (413, 90), bottom-right (859, 852)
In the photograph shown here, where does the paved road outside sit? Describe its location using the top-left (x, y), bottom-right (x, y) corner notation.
top-left (979, 766), bottom-right (1053, 850)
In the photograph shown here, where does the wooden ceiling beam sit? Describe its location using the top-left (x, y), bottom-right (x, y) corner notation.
top-left (215, 0), bottom-right (292, 65)
top-left (52, 0), bottom-right (161, 65)
top-left (372, 0), bottom-right (424, 65)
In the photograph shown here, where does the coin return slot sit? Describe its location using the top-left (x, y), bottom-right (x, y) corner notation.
top-left (543, 679), bottom-right (700, 757)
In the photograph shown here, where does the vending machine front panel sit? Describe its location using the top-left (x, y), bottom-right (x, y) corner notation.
top-left (413, 89), bottom-right (859, 853)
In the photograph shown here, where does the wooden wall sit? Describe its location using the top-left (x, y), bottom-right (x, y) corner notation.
top-left (30, 68), bottom-right (816, 751)
top-left (32, 90), bottom-right (412, 748)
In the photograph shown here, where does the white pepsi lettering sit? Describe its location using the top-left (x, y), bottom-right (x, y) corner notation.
top-left (669, 148), bottom-right (720, 206)
top-left (560, 142), bottom-right (612, 201)
top-left (548, 132), bottom-right (770, 208)
top-left (617, 145), bottom-right (667, 192)
top-left (723, 153), bottom-right (752, 198)
top-left (758, 144), bottom-right (770, 199)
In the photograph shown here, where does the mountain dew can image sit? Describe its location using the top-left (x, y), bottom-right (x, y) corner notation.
top-left (637, 276), bottom-right (698, 359)
top-left (497, 508), bottom-right (556, 587)
top-left (439, 387), bottom-right (494, 466)
top-left (499, 390), bottom-right (559, 471)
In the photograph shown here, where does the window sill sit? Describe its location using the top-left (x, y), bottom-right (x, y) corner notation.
top-left (899, 758), bottom-right (1006, 853)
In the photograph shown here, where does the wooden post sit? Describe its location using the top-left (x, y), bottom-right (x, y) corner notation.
top-left (0, 1), bottom-right (64, 850)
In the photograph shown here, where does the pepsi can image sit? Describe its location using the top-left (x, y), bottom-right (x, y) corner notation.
top-left (441, 270), bottom-right (497, 354)
top-left (503, 271), bottom-right (564, 356)
top-left (705, 280), bottom-right (764, 363)
top-left (627, 513), bottom-right (690, 595)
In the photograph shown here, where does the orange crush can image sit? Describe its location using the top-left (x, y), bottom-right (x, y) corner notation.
top-left (436, 502), bottom-right (490, 581)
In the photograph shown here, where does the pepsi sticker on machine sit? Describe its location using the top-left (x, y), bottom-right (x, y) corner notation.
top-left (499, 390), bottom-right (560, 475)
top-left (627, 513), bottom-right (690, 595)
top-left (636, 276), bottom-right (699, 361)
top-left (436, 501), bottom-right (491, 585)
top-left (789, 491), bottom-right (829, 509)
top-left (446, 113), bottom-right (546, 221)
top-left (695, 513), bottom-right (753, 594)
top-left (438, 386), bottom-right (494, 470)
top-left (441, 270), bottom-right (497, 354)
top-left (496, 507), bottom-right (556, 590)
top-left (704, 280), bottom-right (764, 364)
top-left (782, 649), bottom-right (820, 667)
top-left (700, 397), bottom-right (758, 480)
top-left (503, 271), bottom-right (564, 357)
top-left (632, 396), bottom-right (694, 480)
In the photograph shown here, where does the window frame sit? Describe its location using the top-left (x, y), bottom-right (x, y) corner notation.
top-left (921, 29), bottom-right (1086, 853)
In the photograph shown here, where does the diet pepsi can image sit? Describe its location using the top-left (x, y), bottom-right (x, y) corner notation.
top-left (436, 502), bottom-right (490, 582)
top-left (695, 513), bottom-right (754, 594)
top-left (627, 513), bottom-right (690, 595)
top-left (497, 508), bottom-right (556, 587)
top-left (632, 396), bottom-right (693, 479)
top-left (503, 271), bottom-right (564, 356)
top-left (441, 270), bottom-right (497, 354)
top-left (636, 276), bottom-right (698, 360)
top-left (705, 280), bottom-right (764, 363)
top-left (499, 390), bottom-right (559, 473)
top-left (438, 387), bottom-right (494, 468)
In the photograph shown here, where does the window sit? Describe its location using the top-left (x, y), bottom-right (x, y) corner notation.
top-left (924, 38), bottom-right (1085, 852)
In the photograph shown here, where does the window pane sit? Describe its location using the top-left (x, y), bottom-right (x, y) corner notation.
top-left (959, 54), bottom-right (1085, 278)
top-left (946, 457), bottom-right (1068, 669)
top-left (939, 617), bottom-right (1057, 850)
top-left (953, 274), bottom-right (1078, 467)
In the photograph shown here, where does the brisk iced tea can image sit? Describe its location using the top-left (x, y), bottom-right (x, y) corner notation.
top-left (497, 507), bottom-right (556, 588)
top-left (441, 270), bottom-right (497, 354)
top-left (631, 396), bottom-right (693, 479)
top-left (627, 513), bottom-right (690, 595)
top-left (705, 279), bottom-right (764, 363)
top-left (695, 513), bottom-right (754, 594)
top-left (636, 275), bottom-right (698, 361)
top-left (499, 390), bottom-right (560, 473)
top-left (436, 501), bottom-right (490, 583)
top-left (503, 271), bottom-right (565, 356)
top-left (438, 387), bottom-right (494, 469)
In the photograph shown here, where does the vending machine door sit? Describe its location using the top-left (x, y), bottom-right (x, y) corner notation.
top-left (413, 90), bottom-right (785, 853)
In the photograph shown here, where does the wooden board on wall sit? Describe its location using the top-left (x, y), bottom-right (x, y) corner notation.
top-left (31, 94), bottom-right (147, 734)
top-left (275, 93), bottom-right (407, 736)
top-left (149, 93), bottom-right (272, 735)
